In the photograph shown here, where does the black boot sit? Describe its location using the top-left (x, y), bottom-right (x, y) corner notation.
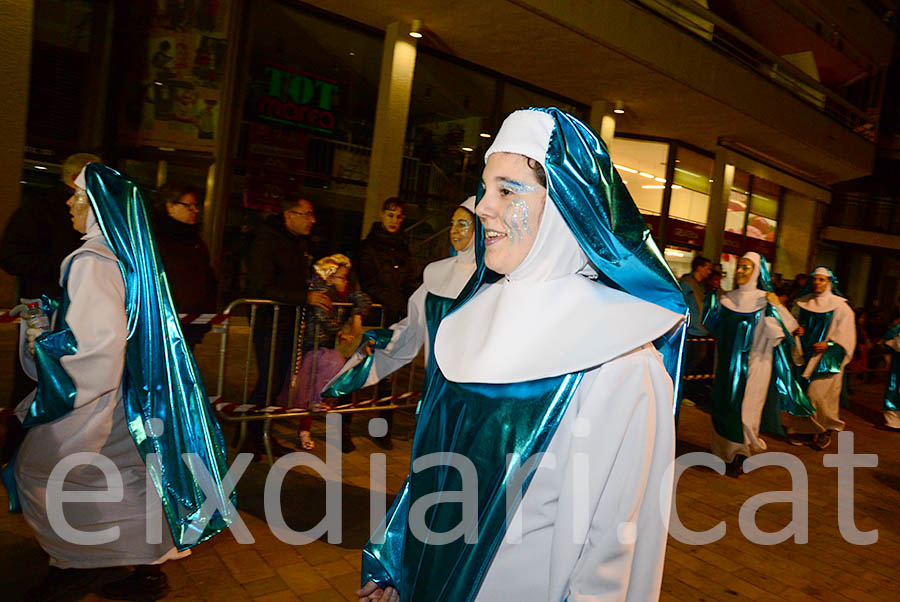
top-left (24, 566), bottom-right (105, 602)
top-left (101, 564), bottom-right (170, 601)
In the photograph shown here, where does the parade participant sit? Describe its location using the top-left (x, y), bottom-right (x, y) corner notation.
top-left (3, 163), bottom-right (235, 601)
top-left (324, 196), bottom-right (476, 400)
top-left (879, 317), bottom-right (900, 431)
top-left (785, 267), bottom-right (856, 449)
top-left (356, 108), bottom-right (687, 602)
top-left (705, 252), bottom-right (814, 477)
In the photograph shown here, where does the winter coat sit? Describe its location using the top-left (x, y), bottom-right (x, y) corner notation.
top-left (358, 222), bottom-right (417, 323)
top-left (153, 213), bottom-right (218, 314)
top-left (245, 215), bottom-right (314, 326)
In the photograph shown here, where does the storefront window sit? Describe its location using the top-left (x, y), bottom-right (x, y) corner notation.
top-left (669, 147), bottom-right (712, 225)
top-left (407, 51), bottom-right (497, 206)
top-left (608, 137), bottom-right (670, 217)
top-left (725, 168), bottom-right (751, 235)
top-left (747, 177), bottom-right (780, 242)
top-left (664, 246), bottom-right (697, 279)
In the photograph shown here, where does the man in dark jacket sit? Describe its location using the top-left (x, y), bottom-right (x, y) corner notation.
top-left (0, 153), bottom-right (98, 462)
top-left (244, 197), bottom-right (330, 455)
top-left (356, 197), bottom-right (418, 449)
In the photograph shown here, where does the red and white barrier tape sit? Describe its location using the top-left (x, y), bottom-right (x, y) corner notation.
top-left (0, 311), bottom-right (230, 325)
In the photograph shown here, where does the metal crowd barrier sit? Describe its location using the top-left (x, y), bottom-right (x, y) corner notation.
top-left (211, 298), bottom-right (423, 464)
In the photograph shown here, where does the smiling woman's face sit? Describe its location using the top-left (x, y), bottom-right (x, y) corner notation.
top-left (449, 207), bottom-right (474, 252)
top-left (476, 153), bottom-right (547, 274)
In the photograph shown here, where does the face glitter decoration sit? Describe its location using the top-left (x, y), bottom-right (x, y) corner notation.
top-left (449, 207), bottom-right (475, 252)
top-left (500, 179), bottom-right (534, 244)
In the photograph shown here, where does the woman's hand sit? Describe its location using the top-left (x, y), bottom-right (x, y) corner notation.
top-left (812, 341), bottom-right (829, 354)
top-left (362, 340), bottom-right (376, 357)
top-left (357, 581), bottom-right (399, 601)
top-left (765, 292), bottom-right (781, 306)
top-left (793, 326), bottom-right (805, 337)
top-left (25, 327), bottom-right (43, 355)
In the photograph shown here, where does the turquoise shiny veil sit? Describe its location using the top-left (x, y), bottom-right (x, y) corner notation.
top-left (83, 163), bottom-right (235, 549)
top-left (756, 254), bottom-right (775, 292)
top-left (796, 266), bottom-right (846, 298)
top-left (453, 107), bottom-right (688, 407)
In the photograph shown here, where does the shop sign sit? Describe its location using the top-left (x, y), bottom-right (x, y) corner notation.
top-left (257, 63), bottom-right (339, 134)
top-left (667, 219), bottom-right (705, 249)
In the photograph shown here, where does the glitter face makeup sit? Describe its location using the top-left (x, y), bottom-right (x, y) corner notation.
top-left (500, 180), bottom-right (534, 244)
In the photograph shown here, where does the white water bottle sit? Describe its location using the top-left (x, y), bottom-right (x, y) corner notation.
top-left (23, 301), bottom-right (50, 331)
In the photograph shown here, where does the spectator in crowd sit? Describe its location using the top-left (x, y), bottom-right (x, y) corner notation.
top-left (8, 163), bottom-right (234, 601)
top-left (356, 197), bottom-right (418, 449)
top-left (680, 255), bottom-right (712, 406)
top-left (680, 255), bottom-right (712, 335)
top-left (846, 308), bottom-right (872, 385)
top-left (277, 254), bottom-right (370, 451)
top-left (785, 267), bottom-right (856, 450)
top-left (244, 197), bottom-right (331, 456)
top-left (786, 272), bottom-right (809, 306)
top-left (152, 182), bottom-right (218, 348)
top-left (0, 152), bottom-right (99, 462)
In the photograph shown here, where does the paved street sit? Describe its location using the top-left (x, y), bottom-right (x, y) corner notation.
top-left (1, 324), bottom-right (898, 601)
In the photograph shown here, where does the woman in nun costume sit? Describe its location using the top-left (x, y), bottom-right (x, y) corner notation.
top-left (3, 163), bottom-right (235, 601)
top-left (324, 196), bottom-right (477, 399)
top-left (784, 267), bottom-right (856, 450)
top-left (356, 108), bottom-right (687, 602)
top-left (704, 252), bottom-right (813, 476)
top-left (879, 317), bottom-right (900, 430)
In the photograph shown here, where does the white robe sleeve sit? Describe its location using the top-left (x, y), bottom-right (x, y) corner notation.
top-left (828, 302), bottom-right (856, 366)
top-left (59, 253), bottom-right (128, 408)
top-left (326, 283), bottom-right (429, 390)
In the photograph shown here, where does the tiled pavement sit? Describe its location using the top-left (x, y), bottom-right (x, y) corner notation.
top-left (1, 323), bottom-right (899, 600)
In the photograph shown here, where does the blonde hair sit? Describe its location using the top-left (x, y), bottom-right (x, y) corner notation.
top-left (61, 153), bottom-right (102, 186)
top-left (314, 254), bottom-right (352, 281)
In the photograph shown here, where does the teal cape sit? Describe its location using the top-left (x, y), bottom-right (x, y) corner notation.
top-left (706, 304), bottom-right (814, 443)
top-left (1, 164), bottom-right (235, 550)
top-left (883, 324), bottom-right (900, 414)
top-left (797, 308), bottom-right (846, 387)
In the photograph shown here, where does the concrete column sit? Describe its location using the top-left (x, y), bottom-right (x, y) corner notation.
top-left (0, 1), bottom-right (34, 305)
top-left (589, 100), bottom-right (616, 144)
top-left (702, 148), bottom-right (733, 262)
top-left (774, 190), bottom-right (817, 279)
top-left (364, 22), bottom-right (418, 237)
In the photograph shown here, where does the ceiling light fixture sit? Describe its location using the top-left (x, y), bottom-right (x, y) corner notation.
top-left (409, 19), bottom-right (423, 38)
top-left (613, 100), bottom-right (625, 114)
top-left (639, 171), bottom-right (655, 179)
top-left (461, 146), bottom-right (474, 152)
top-left (479, 132), bottom-right (492, 138)
top-left (613, 163), bottom-right (638, 174)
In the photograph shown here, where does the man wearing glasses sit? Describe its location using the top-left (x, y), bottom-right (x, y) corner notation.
top-left (244, 197), bottom-right (331, 457)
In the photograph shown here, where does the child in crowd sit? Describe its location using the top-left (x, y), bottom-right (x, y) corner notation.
top-left (277, 254), bottom-right (370, 449)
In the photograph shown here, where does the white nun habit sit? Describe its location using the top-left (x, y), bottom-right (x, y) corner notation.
top-left (785, 267), bottom-right (856, 434)
top-left (710, 252), bottom-right (798, 462)
top-left (433, 110), bottom-right (684, 601)
top-left (15, 177), bottom-right (184, 568)
top-left (326, 197), bottom-right (477, 389)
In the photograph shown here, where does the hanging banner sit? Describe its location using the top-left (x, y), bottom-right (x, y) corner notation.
top-left (117, 0), bottom-right (230, 152)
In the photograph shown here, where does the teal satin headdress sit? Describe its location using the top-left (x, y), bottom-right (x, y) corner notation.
top-left (797, 265), bottom-right (845, 298)
top-left (83, 163), bottom-right (235, 549)
top-left (755, 254), bottom-right (775, 293)
top-left (456, 107), bottom-right (688, 404)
